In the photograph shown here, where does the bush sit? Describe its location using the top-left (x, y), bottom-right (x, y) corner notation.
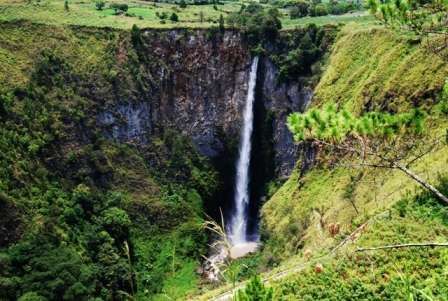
top-left (170, 12), bottom-right (179, 22)
top-left (156, 11), bottom-right (168, 20)
top-left (18, 292), bottom-right (47, 301)
top-left (328, 1), bottom-right (354, 15)
top-left (95, 1), bottom-right (105, 10)
top-left (110, 3), bottom-right (128, 14)
top-left (234, 276), bottom-right (274, 300)
top-left (227, 4), bottom-right (282, 46)
top-left (179, 0), bottom-right (187, 8)
top-left (309, 3), bottom-right (328, 16)
top-left (290, 1), bottom-right (310, 19)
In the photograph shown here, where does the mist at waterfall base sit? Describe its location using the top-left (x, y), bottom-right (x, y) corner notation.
top-left (227, 56), bottom-right (259, 259)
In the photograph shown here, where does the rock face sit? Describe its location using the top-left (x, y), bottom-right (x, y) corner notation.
top-left (97, 29), bottom-right (314, 177)
top-left (98, 30), bottom-right (251, 158)
top-left (259, 58), bottom-right (314, 177)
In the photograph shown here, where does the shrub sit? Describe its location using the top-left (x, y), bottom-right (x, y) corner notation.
top-left (309, 3), bottom-right (328, 16)
top-left (95, 1), bottom-right (105, 10)
top-left (170, 12), bottom-right (179, 22)
top-left (100, 207), bottom-right (131, 241)
top-left (110, 3), bottom-right (128, 14)
top-left (328, 2), bottom-right (354, 15)
top-left (179, 0), bottom-right (187, 8)
top-left (234, 276), bottom-right (274, 300)
top-left (290, 1), bottom-right (310, 19)
top-left (156, 11), bottom-right (168, 20)
top-left (18, 292), bottom-right (47, 301)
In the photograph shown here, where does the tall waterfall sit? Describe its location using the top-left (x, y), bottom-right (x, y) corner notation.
top-left (228, 56), bottom-right (259, 246)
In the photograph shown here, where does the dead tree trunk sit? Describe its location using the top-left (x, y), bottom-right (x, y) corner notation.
top-left (394, 163), bottom-right (448, 205)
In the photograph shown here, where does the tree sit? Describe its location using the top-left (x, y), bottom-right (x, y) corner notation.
top-left (170, 12), bottom-right (179, 22)
top-left (219, 14), bottom-right (225, 33)
top-left (64, 0), bottom-right (69, 11)
top-left (110, 3), bottom-right (128, 15)
top-left (290, 1), bottom-right (310, 19)
top-left (199, 11), bottom-right (204, 23)
top-left (287, 105), bottom-right (448, 204)
top-left (234, 276), bottom-right (274, 301)
top-left (227, 4), bottom-right (281, 45)
top-left (309, 3), bottom-right (328, 16)
top-left (179, 0), bottom-right (187, 8)
top-left (95, 1), bottom-right (105, 11)
top-left (367, 0), bottom-right (448, 36)
top-left (131, 24), bottom-right (142, 49)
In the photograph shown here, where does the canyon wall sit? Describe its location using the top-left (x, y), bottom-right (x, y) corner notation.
top-left (96, 29), bottom-right (313, 178)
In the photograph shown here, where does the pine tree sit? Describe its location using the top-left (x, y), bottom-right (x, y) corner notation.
top-left (287, 106), bottom-right (448, 204)
top-left (170, 12), bottom-right (179, 22)
top-left (219, 14), bottom-right (225, 33)
top-left (233, 276), bottom-right (273, 301)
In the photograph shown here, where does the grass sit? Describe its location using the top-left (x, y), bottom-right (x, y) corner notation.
top-left (262, 24), bottom-right (448, 256)
top-left (0, 0), bottom-right (373, 30)
top-left (281, 11), bottom-right (375, 29)
top-left (0, 20), bottom-right (114, 89)
top-left (313, 24), bottom-right (448, 113)
top-left (268, 191), bottom-right (448, 299)
top-left (0, 0), bottom-right (241, 29)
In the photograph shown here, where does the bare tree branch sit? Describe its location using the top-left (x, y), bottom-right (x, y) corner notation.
top-left (356, 242), bottom-right (448, 252)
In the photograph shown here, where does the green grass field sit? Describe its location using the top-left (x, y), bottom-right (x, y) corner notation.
top-left (281, 11), bottom-right (374, 29)
top-left (0, 0), bottom-right (372, 29)
top-left (0, 0), bottom-right (241, 29)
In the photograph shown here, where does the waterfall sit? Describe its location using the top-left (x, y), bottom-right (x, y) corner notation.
top-left (228, 56), bottom-right (259, 246)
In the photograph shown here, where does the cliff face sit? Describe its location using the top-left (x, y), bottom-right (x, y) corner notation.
top-left (97, 29), bottom-right (313, 178)
top-left (260, 58), bottom-right (314, 177)
top-left (97, 30), bottom-right (249, 158)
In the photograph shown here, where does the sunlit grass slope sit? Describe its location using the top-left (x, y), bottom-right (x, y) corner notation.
top-left (269, 189), bottom-right (448, 299)
top-left (313, 25), bottom-right (448, 113)
top-left (262, 24), bottom-right (448, 259)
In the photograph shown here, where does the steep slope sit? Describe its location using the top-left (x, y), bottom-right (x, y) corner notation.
top-left (256, 23), bottom-right (448, 298)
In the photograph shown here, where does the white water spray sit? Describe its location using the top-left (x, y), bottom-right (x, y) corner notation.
top-left (228, 56), bottom-right (259, 246)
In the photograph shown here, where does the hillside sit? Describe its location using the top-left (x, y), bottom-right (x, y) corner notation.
top-left (257, 27), bottom-right (448, 299)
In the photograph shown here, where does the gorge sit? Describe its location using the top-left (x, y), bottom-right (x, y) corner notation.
top-left (1, 12), bottom-right (448, 300)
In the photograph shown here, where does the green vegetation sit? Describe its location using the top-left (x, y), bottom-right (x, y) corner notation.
top-left (0, 21), bottom-right (220, 300)
top-left (289, 0), bottom-right (362, 19)
top-left (0, 0), bottom-right (372, 30)
top-left (243, 19), bottom-right (448, 301)
top-left (268, 182), bottom-right (448, 299)
top-left (2, 0), bottom-right (448, 300)
top-left (234, 276), bottom-right (273, 300)
top-left (368, 0), bottom-right (448, 36)
top-left (226, 2), bottom-right (282, 45)
top-left (271, 24), bottom-right (337, 82)
top-left (287, 105), bottom-right (426, 142)
top-left (313, 24), bottom-right (448, 113)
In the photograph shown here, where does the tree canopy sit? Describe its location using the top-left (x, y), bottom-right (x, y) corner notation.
top-left (287, 104), bottom-right (426, 143)
top-left (367, 0), bottom-right (448, 36)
